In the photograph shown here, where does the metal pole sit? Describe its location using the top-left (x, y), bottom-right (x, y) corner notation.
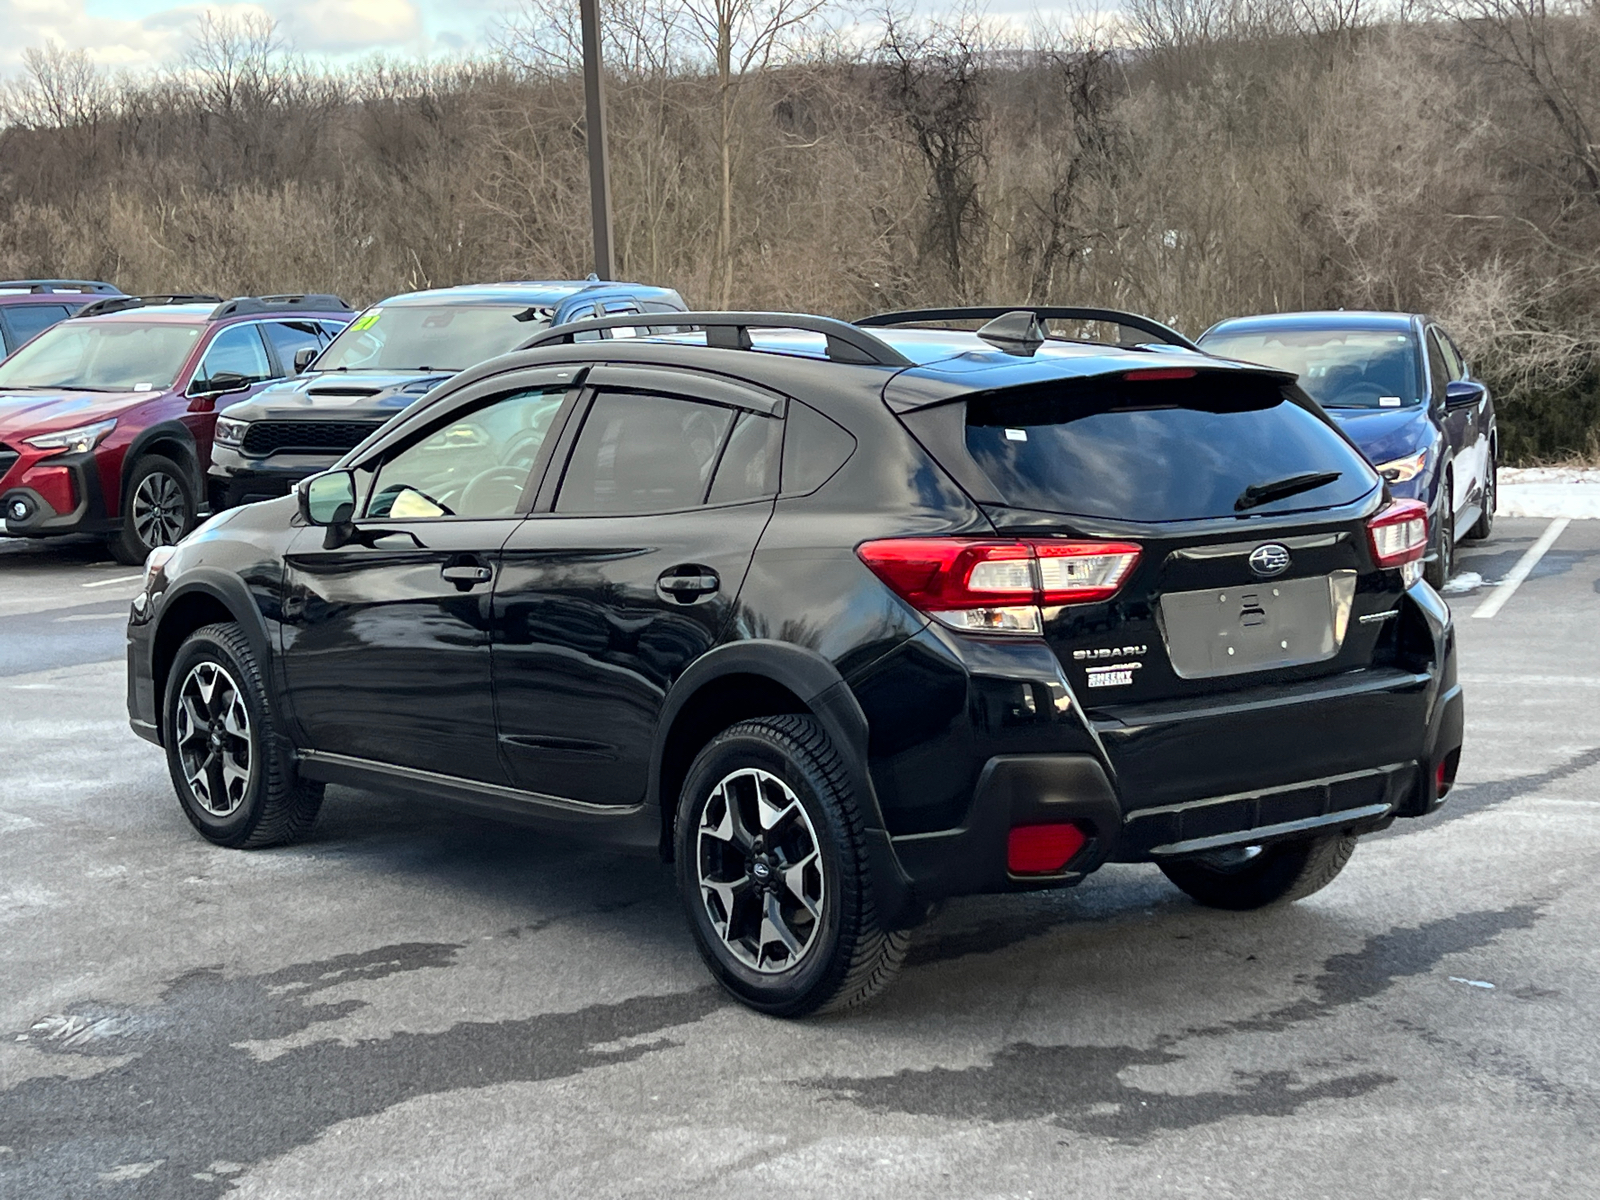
top-left (579, 0), bottom-right (616, 281)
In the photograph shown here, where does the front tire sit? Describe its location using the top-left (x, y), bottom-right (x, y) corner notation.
top-left (1424, 481), bottom-right (1454, 590)
top-left (164, 622), bottom-right (322, 848)
top-left (1158, 833), bottom-right (1358, 910)
top-left (111, 455), bottom-right (196, 566)
top-left (675, 715), bottom-right (910, 1017)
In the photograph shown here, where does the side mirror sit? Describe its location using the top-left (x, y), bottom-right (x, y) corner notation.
top-left (293, 346), bottom-right (318, 375)
top-left (1445, 380), bottom-right (1487, 409)
top-left (190, 370), bottom-right (251, 398)
top-left (298, 470), bottom-right (356, 526)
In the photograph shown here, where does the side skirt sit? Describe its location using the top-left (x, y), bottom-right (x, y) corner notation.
top-left (297, 750), bottom-right (659, 851)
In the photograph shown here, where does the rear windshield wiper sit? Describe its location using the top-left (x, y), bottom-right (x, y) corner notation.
top-left (1235, 470), bottom-right (1341, 512)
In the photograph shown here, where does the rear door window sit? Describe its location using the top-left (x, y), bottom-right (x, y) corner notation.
top-left (956, 373), bottom-right (1376, 522)
top-left (2, 304), bottom-right (70, 350)
top-left (262, 320), bottom-right (324, 372)
top-left (555, 392), bottom-right (736, 515)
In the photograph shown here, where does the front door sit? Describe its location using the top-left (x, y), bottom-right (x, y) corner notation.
top-left (493, 376), bottom-right (784, 805)
top-left (280, 380), bottom-right (573, 782)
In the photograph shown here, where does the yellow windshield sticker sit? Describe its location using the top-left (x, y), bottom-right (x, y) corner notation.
top-left (349, 309), bottom-right (382, 332)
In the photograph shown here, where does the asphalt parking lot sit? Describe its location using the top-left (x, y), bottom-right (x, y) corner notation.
top-left (2, 517), bottom-right (1597, 1199)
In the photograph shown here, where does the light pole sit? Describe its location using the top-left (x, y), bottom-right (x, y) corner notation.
top-left (579, 0), bottom-right (616, 281)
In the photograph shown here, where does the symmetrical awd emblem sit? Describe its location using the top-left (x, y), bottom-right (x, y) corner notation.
top-left (1248, 543), bottom-right (1291, 577)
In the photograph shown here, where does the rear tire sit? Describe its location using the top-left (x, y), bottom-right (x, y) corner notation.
top-left (164, 622), bottom-right (322, 848)
top-left (111, 454), bottom-right (196, 566)
top-left (675, 715), bottom-right (910, 1017)
top-left (1467, 452), bottom-right (1496, 540)
top-left (1158, 833), bottom-right (1358, 910)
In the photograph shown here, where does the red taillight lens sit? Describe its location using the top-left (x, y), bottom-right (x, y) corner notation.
top-left (856, 537), bottom-right (1141, 634)
top-left (1123, 367), bottom-right (1196, 382)
top-left (1007, 823), bottom-right (1089, 874)
top-left (1367, 499), bottom-right (1429, 568)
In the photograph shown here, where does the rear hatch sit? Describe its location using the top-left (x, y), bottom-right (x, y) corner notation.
top-left (892, 365), bottom-right (1430, 810)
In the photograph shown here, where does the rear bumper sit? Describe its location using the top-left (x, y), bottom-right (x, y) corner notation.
top-left (864, 584), bottom-right (1462, 909)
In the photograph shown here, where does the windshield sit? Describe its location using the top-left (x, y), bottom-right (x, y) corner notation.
top-left (315, 304), bottom-right (552, 373)
top-left (0, 321), bottom-right (202, 392)
top-left (1200, 328), bottom-right (1421, 409)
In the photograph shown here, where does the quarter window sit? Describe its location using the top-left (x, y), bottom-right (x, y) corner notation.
top-left (367, 386), bottom-right (567, 520)
top-left (556, 392), bottom-right (736, 515)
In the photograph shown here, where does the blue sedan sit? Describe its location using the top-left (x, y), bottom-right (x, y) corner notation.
top-left (1199, 310), bottom-right (1497, 588)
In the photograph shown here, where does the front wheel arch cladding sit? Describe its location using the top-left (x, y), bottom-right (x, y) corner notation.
top-left (152, 572), bottom-right (275, 741)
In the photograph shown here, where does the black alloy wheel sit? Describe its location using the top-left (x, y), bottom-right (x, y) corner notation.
top-left (675, 715), bottom-right (910, 1016)
top-left (1467, 453), bottom-right (1496, 540)
top-left (111, 454), bottom-right (196, 565)
top-left (165, 622), bottom-right (323, 848)
top-left (1158, 833), bottom-right (1359, 910)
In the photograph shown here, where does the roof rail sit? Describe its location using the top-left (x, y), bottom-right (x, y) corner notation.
top-left (520, 311), bottom-right (914, 367)
top-left (0, 279), bottom-right (122, 295)
top-left (208, 294), bottom-right (353, 319)
top-left (72, 294), bottom-right (224, 321)
top-left (856, 305), bottom-right (1200, 353)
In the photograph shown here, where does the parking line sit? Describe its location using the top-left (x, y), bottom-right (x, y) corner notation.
top-left (1472, 518), bottom-right (1569, 619)
top-left (81, 574), bottom-right (144, 588)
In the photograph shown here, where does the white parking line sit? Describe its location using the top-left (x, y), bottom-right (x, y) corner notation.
top-left (1472, 517), bottom-right (1569, 619)
top-left (80, 574), bottom-right (143, 589)
top-left (53, 613), bottom-right (126, 623)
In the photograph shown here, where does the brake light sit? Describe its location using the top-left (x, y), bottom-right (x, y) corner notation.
top-left (1124, 368), bottom-right (1196, 382)
top-left (856, 537), bottom-right (1141, 635)
top-left (1367, 499), bottom-right (1429, 569)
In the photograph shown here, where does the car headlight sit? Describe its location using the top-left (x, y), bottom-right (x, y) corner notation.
top-left (214, 416), bottom-right (250, 445)
top-left (1376, 449), bottom-right (1427, 483)
top-left (24, 418), bottom-right (116, 454)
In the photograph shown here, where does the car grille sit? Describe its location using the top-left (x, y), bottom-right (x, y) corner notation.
top-left (240, 421), bottom-right (387, 457)
top-left (0, 443), bottom-right (18, 483)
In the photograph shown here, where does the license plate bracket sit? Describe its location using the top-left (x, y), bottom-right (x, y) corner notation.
top-left (1158, 570), bottom-right (1356, 679)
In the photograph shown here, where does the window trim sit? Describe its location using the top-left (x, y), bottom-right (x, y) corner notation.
top-left (355, 370), bottom-right (587, 524)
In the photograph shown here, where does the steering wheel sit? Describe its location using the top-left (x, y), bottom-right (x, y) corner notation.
top-left (499, 429), bottom-right (547, 472)
top-left (459, 467), bottom-right (530, 517)
top-left (1327, 382), bottom-right (1388, 408)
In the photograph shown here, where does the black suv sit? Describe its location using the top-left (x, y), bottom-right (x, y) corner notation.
top-left (127, 308), bottom-right (1463, 1016)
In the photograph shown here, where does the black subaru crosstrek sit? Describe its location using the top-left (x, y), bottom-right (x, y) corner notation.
top-left (127, 307), bottom-right (1463, 1016)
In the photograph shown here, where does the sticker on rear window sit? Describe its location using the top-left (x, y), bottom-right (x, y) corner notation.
top-left (1379, 396), bottom-right (1402, 407)
top-left (348, 309), bottom-right (382, 332)
top-left (1005, 428), bottom-right (1027, 441)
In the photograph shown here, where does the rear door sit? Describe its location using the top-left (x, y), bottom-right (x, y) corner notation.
top-left (280, 374), bottom-right (575, 781)
top-left (492, 366), bottom-right (783, 805)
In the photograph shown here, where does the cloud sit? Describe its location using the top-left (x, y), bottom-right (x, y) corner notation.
top-left (274, 0), bottom-right (424, 53)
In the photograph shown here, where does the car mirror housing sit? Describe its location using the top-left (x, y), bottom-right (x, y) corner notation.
top-left (190, 370), bottom-right (251, 398)
top-left (293, 347), bottom-right (318, 374)
top-left (1445, 379), bottom-right (1487, 409)
top-left (298, 470), bottom-right (357, 527)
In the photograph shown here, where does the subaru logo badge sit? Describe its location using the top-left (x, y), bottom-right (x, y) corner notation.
top-left (1249, 543), bottom-right (1291, 577)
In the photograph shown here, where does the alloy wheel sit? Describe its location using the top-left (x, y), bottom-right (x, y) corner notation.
top-left (174, 661), bottom-right (254, 817)
top-left (132, 470), bottom-right (187, 550)
top-left (696, 767), bottom-right (825, 973)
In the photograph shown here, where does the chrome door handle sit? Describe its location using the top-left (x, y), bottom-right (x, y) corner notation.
top-left (441, 564), bottom-right (492, 586)
top-left (657, 568), bottom-right (719, 603)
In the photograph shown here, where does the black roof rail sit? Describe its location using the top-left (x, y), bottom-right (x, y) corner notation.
top-left (208, 294), bottom-right (354, 319)
top-left (521, 311), bottom-right (914, 367)
top-left (0, 279), bottom-right (123, 295)
top-left (72, 294), bottom-right (223, 321)
top-left (856, 305), bottom-right (1201, 353)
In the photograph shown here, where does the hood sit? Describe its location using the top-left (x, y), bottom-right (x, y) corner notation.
top-left (1324, 403), bottom-right (1438, 466)
top-left (220, 370), bottom-right (452, 422)
top-left (0, 388), bottom-right (160, 437)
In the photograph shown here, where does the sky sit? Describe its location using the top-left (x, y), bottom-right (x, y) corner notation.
top-left (0, 0), bottom-right (1063, 75)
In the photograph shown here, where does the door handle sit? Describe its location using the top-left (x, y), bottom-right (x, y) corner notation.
top-left (657, 567), bottom-right (719, 603)
top-left (441, 564), bottom-right (493, 588)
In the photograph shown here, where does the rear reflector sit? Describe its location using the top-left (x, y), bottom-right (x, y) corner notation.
top-left (856, 538), bottom-right (1141, 635)
top-left (1367, 499), bottom-right (1429, 568)
top-left (1007, 823), bottom-right (1088, 874)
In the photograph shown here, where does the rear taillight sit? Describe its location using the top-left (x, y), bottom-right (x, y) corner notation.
top-left (856, 537), bottom-right (1141, 635)
top-left (1367, 499), bottom-right (1429, 575)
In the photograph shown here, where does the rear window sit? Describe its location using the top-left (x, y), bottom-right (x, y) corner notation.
top-left (959, 372), bottom-right (1376, 522)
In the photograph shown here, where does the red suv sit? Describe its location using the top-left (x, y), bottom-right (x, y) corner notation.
top-left (0, 280), bottom-right (123, 357)
top-left (0, 293), bottom-right (352, 564)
